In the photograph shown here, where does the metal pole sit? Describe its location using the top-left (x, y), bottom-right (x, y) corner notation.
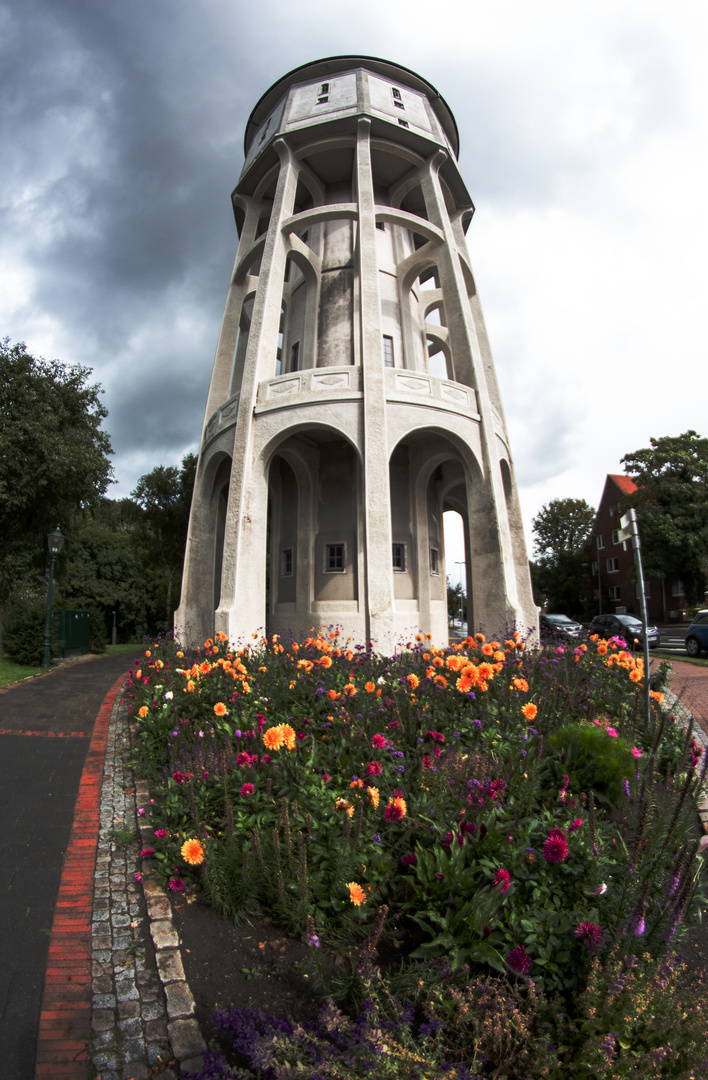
top-left (455, 561), bottom-right (465, 630)
top-left (620, 508), bottom-right (651, 726)
top-left (41, 552), bottom-right (57, 669)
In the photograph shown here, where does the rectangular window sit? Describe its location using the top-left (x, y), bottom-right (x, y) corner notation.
top-left (290, 341), bottom-right (300, 372)
top-left (376, 221), bottom-right (385, 230)
top-left (394, 100), bottom-right (405, 109)
top-left (596, 535), bottom-right (605, 549)
top-left (430, 548), bottom-right (439, 575)
top-left (398, 119), bottom-right (409, 128)
top-left (325, 543), bottom-right (345, 573)
top-left (392, 543), bottom-right (406, 571)
top-left (672, 580), bottom-right (685, 597)
top-left (281, 548), bottom-right (293, 576)
top-left (591, 561), bottom-right (598, 575)
top-left (392, 88), bottom-right (402, 100)
top-left (317, 96), bottom-right (329, 104)
top-left (383, 335), bottom-right (394, 368)
top-left (612, 529), bottom-right (621, 545)
top-left (608, 586), bottom-right (621, 601)
top-left (609, 505), bottom-right (615, 517)
top-left (636, 582), bottom-right (651, 598)
top-left (606, 557), bottom-right (619, 573)
top-left (320, 83), bottom-right (330, 94)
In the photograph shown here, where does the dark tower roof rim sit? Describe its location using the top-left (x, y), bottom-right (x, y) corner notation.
top-left (244, 55), bottom-right (460, 158)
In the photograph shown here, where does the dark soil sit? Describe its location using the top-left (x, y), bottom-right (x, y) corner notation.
top-left (171, 895), bottom-right (332, 1039)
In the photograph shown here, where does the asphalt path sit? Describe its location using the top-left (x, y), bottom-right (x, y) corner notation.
top-left (0, 653), bottom-right (133, 1080)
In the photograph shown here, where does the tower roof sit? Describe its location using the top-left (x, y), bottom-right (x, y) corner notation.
top-left (244, 55), bottom-right (460, 158)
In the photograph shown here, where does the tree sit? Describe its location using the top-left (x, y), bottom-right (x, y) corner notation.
top-left (621, 430), bottom-right (708, 606)
top-left (447, 577), bottom-right (466, 625)
top-left (131, 453), bottom-right (197, 629)
top-left (59, 499), bottom-right (161, 641)
top-left (0, 338), bottom-right (114, 602)
top-left (531, 498), bottom-right (596, 617)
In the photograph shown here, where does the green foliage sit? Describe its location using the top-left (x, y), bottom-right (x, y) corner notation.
top-left (0, 338), bottom-right (113, 602)
top-left (131, 453), bottom-right (196, 629)
top-left (88, 605), bottom-right (108, 653)
top-left (621, 430), bottom-right (708, 606)
top-left (532, 498), bottom-right (596, 617)
top-left (2, 600), bottom-right (48, 665)
top-left (547, 723), bottom-right (638, 806)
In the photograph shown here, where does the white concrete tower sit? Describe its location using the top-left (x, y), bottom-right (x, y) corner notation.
top-left (175, 56), bottom-right (536, 650)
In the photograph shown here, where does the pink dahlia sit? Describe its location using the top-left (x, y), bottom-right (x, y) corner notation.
top-left (575, 921), bottom-right (603, 950)
top-left (240, 782), bottom-right (255, 796)
top-left (543, 828), bottom-right (569, 863)
top-left (366, 761), bottom-right (383, 776)
top-left (568, 818), bottom-right (584, 833)
top-left (508, 945), bottom-right (532, 973)
top-left (154, 828), bottom-right (168, 839)
top-left (372, 734), bottom-right (387, 748)
top-left (494, 868), bottom-right (511, 893)
top-left (168, 877), bottom-right (185, 892)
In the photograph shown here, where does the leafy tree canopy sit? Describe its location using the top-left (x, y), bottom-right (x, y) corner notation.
top-left (131, 453), bottom-right (197, 628)
top-left (621, 430), bottom-right (708, 606)
top-left (531, 498), bottom-right (596, 618)
top-left (0, 338), bottom-right (114, 601)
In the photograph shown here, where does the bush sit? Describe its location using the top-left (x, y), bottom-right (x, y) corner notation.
top-left (2, 600), bottom-right (48, 665)
top-left (88, 606), bottom-right (108, 653)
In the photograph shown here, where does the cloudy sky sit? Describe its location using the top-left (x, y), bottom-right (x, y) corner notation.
top-left (2, 0), bottom-right (707, 571)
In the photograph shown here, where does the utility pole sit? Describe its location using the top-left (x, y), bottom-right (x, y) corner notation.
top-left (619, 508), bottom-right (651, 726)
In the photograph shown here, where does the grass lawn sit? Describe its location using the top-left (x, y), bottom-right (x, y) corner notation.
top-left (652, 650), bottom-right (708, 668)
top-left (0, 656), bottom-right (44, 688)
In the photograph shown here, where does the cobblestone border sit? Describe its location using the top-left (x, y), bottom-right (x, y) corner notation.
top-left (90, 695), bottom-right (206, 1080)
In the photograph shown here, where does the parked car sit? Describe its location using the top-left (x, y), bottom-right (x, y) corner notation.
top-left (685, 610), bottom-right (708, 658)
top-left (539, 614), bottom-right (584, 640)
top-left (589, 614), bottom-right (660, 650)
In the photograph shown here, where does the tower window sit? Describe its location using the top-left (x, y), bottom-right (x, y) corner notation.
top-left (383, 335), bottom-right (394, 368)
top-left (392, 88), bottom-right (402, 100)
top-left (281, 548), bottom-right (293, 576)
top-left (398, 119), bottom-right (409, 128)
top-left (320, 83), bottom-right (329, 94)
top-left (325, 543), bottom-right (346, 573)
top-left (392, 543), bottom-right (406, 571)
top-left (376, 221), bottom-right (385, 231)
top-left (430, 548), bottom-right (439, 574)
top-left (290, 341), bottom-right (300, 372)
top-left (317, 96), bottom-right (329, 104)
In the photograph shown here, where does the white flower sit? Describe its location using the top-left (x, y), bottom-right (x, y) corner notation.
top-left (164, 690), bottom-right (173, 700)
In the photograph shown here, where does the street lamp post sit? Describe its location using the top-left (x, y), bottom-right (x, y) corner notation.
top-left (42, 526), bottom-right (66, 669)
top-left (455, 561), bottom-right (466, 629)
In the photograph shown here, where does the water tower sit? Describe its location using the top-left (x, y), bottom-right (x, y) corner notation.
top-left (175, 56), bottom-right (536, 650)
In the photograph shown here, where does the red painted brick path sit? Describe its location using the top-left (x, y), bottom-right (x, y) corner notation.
top-left (34, 674), bottom-right (126, 1080)
top-left (666, 659), bottom-right (708, 742)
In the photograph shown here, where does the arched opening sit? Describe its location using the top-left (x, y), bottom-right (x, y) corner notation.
top-left (231, 294), bottom-right (255, 392)
top-left (444, 509), bottom-right (466, 630)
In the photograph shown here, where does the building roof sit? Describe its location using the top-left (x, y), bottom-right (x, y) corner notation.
top-left (608, 474), bottom-right (637, 496)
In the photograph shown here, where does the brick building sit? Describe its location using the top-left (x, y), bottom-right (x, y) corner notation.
top-left (588, 474), bottom-right (689, 622)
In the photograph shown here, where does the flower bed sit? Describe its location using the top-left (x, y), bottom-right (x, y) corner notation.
top-left (126, 629), bottom-right (708, 1078)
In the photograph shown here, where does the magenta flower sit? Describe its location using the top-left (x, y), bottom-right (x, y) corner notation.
top-left (606, 727), bottom-right (618, 738)
top-left (240, 782), bottom-right (255, 797)
top-left (372, 734), bottom-right (387, 748)
top-left (140, 848), bottom-right (155, 858)
top-left (543, 828), bottom-right (569, 863)
top-left (133, 871), bottom-right (143, 882)
top-left (366, 761), bottom-right (383, 776)
top-left (493, 868), bottom-right (511, 893)
top-left (154, 828), bottom-right (168, 839)
top-left (169, 877), bottom-right (185, 892)
top-left (575, 921), bottom-right (603, 950)
top-left (508, 945), bottom-right (532, 973)
top-left (569, 818), bottom-right (583, 833)
top-left (400, 852), bottom-right (417, 867)
top-left (172, 771), bottom-right (186, 784)
top-left (631, 747), bottom-right (642, 758)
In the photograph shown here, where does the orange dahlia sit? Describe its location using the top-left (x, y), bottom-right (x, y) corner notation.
top-left (521, 702), bottom-right (538, 721)
top-left (213, 702), bottom-right (228, 716)
top-left (181, 838), bottom-right (205, 866)
top-left (263, 726), bottom-right (285, 751)
top-left (347, 882), bottom-right (366, 906)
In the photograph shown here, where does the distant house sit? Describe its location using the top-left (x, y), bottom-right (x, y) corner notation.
top-left (588, 474), bottom-right (688, 622)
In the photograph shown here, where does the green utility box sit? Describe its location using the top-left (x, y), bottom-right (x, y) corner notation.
top-left (53, 609), bottom-right (91, 658)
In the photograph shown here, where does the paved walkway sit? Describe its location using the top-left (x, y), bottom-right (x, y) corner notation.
top-left (0, 654), bottom-right (132, 1080)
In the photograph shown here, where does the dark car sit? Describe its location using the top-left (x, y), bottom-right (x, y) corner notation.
top-left (685, 611), bottom-right (708, 658)
top-left (539, 614), bottom-right (584, 640)
top-left (589, 614), bottom-right (660, 650)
